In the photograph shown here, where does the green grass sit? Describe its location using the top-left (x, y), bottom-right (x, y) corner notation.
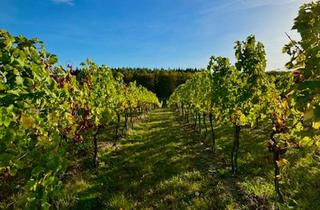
top-left (61, 108), bottom-right (320, 210)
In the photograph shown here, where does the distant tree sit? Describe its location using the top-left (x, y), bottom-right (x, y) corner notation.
top-left (111, 67), bottom-right (196, 100)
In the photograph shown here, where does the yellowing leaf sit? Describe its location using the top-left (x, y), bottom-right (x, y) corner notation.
top-left (65, 113), bottom-right (74, 124)
top-left (20, 114), bottom-right (35, 129)
top-left (276, 159), bottom-right (288, 167)
top-left (300, 136), bottom-right (313, 147)
top-left (304, 106), bottom-right (314, 121)
top-left (313, 121), bottom-right (320, 129)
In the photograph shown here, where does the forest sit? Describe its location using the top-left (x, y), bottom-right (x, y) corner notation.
top-left (0, 1), bottom-right (320, 210)
top-left (111, 68), bottom-right (196, 101)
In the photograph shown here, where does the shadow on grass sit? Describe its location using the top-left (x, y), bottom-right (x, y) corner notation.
top-left (70, 109), bottom-right (233, 209)
top-left (69, 109), bottom-right (320, 210)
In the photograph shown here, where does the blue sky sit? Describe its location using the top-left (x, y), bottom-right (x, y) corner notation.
top-left (0, 0), bottom-right (311, 70)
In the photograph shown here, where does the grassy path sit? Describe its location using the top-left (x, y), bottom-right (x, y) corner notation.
top-left (70, 108), bottom-right (223, 209)
top-left (70, 108), bottom-right (280, 210)
top-left (99, 108), bottom-right (216, 209)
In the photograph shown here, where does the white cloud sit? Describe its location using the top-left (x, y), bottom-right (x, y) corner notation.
top-left (51, 0), bottom-right (74, 6)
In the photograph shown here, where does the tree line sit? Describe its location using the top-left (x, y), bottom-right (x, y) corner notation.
top-left (111, 67), bottom-right (197, 102)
